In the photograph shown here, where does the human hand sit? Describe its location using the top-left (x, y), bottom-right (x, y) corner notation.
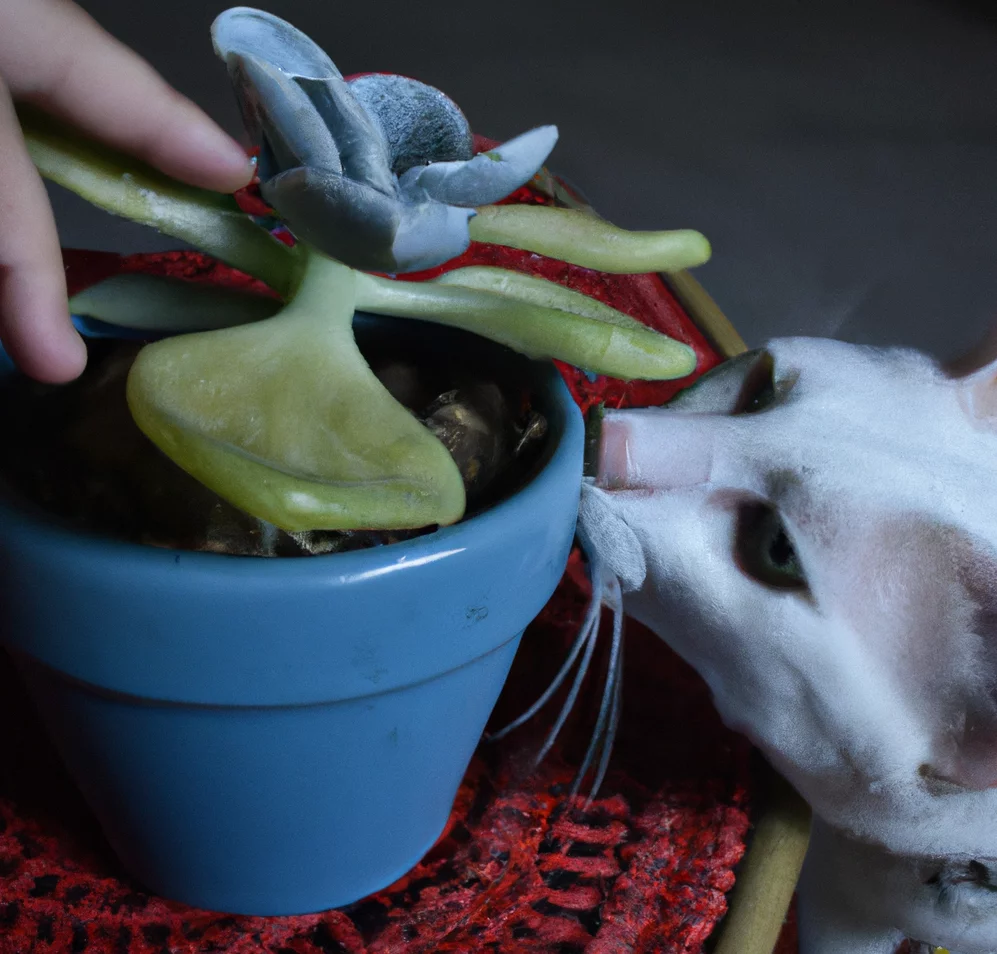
top-left (0, 0), bottom-right (254, 382)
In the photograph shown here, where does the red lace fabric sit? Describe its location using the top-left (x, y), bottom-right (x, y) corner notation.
top-left (0, 175), bottom-right (755, 954)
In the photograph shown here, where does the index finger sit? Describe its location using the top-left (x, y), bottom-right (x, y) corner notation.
top-left (2, 0), bottom-right (253, 193)
top-left (0, 77), bottom-right (86, 382)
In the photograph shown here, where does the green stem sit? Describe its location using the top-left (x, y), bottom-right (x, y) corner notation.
top-left (19, 106), bottom-right (301, 297)
top-left (468, 204), bottom-right (711, 273)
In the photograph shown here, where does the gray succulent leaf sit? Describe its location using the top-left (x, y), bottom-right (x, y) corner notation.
top-left (391, 203), bottom-right (476, 274)
top-left (260, 167), bottom-right (401, 272)
top-left (397, 125), bottom-right (559, 208)
top-left (212, 7), bottom-right (343, 81)
top-left (294, 76), bottom-right (396, 196)
top-left (212, 7), bottom-right (558, 273)
top-left (226, 53), bottom-right (343, 179)
top-left (347, 73), bottom-right (475, 174)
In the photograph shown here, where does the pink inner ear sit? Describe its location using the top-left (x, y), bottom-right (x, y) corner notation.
top-left (959, 368), bottom-right (997, 427)
top-left (931, 541), bottom-right (997, 791)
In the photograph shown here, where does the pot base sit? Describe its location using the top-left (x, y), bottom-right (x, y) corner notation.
top-left (14, 633), bottom-right (523, 916)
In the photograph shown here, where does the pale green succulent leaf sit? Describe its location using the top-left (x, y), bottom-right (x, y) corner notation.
top-left (468, 204), bottom-right (711, 274)
top-left (434, 267), bottom-right (654, 332)
top-left (354, 269), bottom-right (696, 381)
top-left (70, 274), bottom-right (282, 332)
top-left (18, 106), bottom-right (300, 296)
top-left (126, 254), bottom-right (465, 531)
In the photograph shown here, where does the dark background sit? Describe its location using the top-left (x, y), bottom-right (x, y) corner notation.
top-left (56, 0), bottom-right (997, 360)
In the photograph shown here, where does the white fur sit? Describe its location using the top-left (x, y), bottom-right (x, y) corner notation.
top-left (578, 338), bottom-right (997, 953)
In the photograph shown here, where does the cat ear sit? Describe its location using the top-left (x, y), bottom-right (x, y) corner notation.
top-left (957, 359), bottom-right (997, 425)
top-left (948, 330), bottom-right (997, 425)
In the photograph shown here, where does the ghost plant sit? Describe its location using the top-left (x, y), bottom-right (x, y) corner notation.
top-left (21, 7), bottom-right (712, 533)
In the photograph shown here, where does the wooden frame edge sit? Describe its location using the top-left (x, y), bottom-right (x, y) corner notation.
top-left (665, 268), bottom-right (812, 954)
top-left (712, 770), bottom-right (811, 954)
top-left (666, 270), bottom-right (749, 361)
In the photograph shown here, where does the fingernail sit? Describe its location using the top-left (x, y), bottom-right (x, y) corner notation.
top-left (186, 121), bottom-right (256, 184)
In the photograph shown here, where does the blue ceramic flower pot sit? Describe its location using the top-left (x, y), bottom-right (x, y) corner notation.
top-left (0, 317), bottom-right (583, 915)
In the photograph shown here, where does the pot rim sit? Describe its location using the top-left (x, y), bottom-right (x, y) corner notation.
top-left (0, 314), bottom-right (581, 577)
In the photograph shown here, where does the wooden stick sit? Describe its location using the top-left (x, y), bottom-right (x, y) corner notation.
top-left (666, 269), bottom-right (749, 359)
top-left (711, 770), bottom-right (811, 954)
top-left (671, 270), bottom-right (812, 954)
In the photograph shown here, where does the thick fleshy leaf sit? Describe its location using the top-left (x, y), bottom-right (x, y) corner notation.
top-left (127, 254), bottom-right (466, 531)
top-left (263, 166), bottom-right (474, 274)
top-left (391, 202), bottom-right (475, 273)
top-left (354, 270), bottom-right (696, 381)
top-left (261, 166), bottom-right (400, 271)
top-left (468, 205), bottom-right (712, 274)
top-left (214, 8), bottom-right (395, 197)
top-left (226, 54), bottom-right (342, 177)
top-left (19, 107), bottom-right (299, 296)
top-left (296, 76), bottom-right (395, 195)
top-left (400, 126), bottom-right (558, 207)
top-left (348, 73), bottom-right (474, 174)
top-left (433, 267), bottom-right (658, 331)
top-left (69, 274), bottom-right (281, 333)
top-left (212, 7), bottom-right (342, 80)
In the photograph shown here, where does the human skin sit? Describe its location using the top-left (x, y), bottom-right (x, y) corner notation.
top-left (0, 0), bottom-right (253, 383)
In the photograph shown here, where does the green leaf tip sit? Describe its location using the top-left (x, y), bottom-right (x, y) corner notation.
top-left (468, 204), bottom-right (712, 274)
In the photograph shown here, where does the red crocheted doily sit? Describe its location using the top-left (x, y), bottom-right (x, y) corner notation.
top-left (0, 172), bottom-right (755, 954)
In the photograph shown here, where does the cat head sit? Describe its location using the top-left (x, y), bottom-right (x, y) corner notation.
top-left (580, 339), bottom-right (997, 856)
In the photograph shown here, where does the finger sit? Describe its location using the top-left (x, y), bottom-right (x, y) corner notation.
top-left (0, 76), bottom-right (86, 382)
top-left (1, 0), bottom-right (253, 193)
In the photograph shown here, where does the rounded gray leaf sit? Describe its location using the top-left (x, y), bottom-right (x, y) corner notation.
top-left (348, 74), bottom-right (473, 175)
top-left (262, 167), bottom-right (401, 272)
top-left (295, 76), bottom-right (395, 197)
top-left (390, 201), bottom-right (474, 273)
top-left (399, 125), bottom-right (558, 208)
top-left (212, 7), bottom-right (343, 80)
top-left (228, 53), bottom-right (342, 176)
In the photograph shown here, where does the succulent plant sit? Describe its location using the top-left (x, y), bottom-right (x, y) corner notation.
top-left (19, 7), bottom-right (713, 533)
top-left (212, 7), bottom-right (560, 274)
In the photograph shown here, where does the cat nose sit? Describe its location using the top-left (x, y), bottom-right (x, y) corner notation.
top-left (596, 409), bottom-right (715, 490)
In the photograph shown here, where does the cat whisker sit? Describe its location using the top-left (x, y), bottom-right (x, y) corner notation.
top-left (571, 573), bottom-right (624, 801)
top-left (486, 573), bottom-right (604, 743)
top-left (488, 550), bottom-right (627, 804)
top-left (587, 635), bottom-right (624, 806)
top-left (532, 582), bottom-right (603, 766)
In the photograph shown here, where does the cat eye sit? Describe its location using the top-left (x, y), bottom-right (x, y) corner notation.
top-left (734, 502), bottom-right (808, 591)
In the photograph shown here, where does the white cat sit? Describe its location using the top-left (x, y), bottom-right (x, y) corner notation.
top-left (577, 339), bottom-right (997, 954)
